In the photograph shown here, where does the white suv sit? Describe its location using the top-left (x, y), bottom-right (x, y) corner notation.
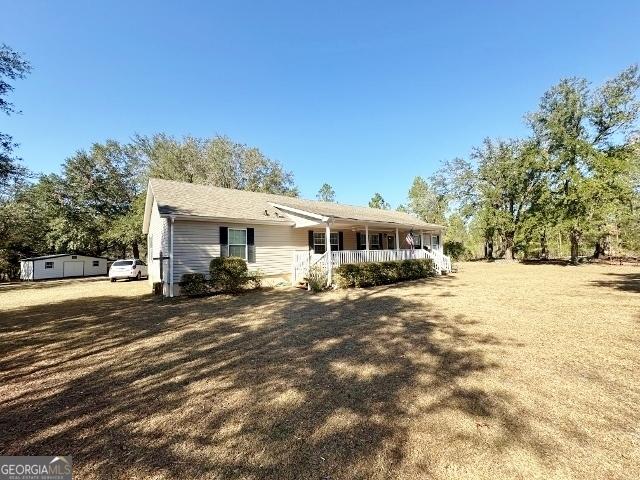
top-left (109, 259), bottom-right (148, 282)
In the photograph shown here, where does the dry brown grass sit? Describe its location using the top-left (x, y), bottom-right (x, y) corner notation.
top-left (1, 263), bottom-right (639, 479)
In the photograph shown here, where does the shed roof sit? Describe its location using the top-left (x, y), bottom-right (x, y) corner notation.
top-left (21, 254), bottom-right (110, 261)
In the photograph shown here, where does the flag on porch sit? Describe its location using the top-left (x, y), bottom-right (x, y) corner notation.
top-left (406, 231), bottom-right (414, 250)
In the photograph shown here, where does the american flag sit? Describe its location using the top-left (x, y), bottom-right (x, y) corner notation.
top-left (405, 232), bottom-right (414, 249)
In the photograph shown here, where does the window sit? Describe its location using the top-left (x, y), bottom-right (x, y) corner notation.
top-left (113, 260), bottom-right (134, 267)
top-left (45, 261), bottom-right (54, 269)
top-left (313, 232), bottom-right (338, 254)
top-left (228, 228), bottom-right (248, 259)
top-left (71, 255), bottom-right (77, 259)
top-left (431, 234), bottom-right (440, 249)
top-left (358, 233), bottom-right (381, 250)
top-left (92, 260), bottom-right (99, 267)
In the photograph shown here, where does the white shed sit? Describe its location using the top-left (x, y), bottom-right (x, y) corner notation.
top-left (20, 254), bottom-right (109, 281)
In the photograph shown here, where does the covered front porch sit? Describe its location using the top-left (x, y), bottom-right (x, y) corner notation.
top-left (288, 219), bottom-right (450, 285)
top-left (268, 200), bottom-right (451, 286)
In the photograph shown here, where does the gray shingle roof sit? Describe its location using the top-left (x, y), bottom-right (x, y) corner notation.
top-left (149, 178), bottom-right (443, 229)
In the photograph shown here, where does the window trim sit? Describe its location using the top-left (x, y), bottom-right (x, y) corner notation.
top-left (45, 261), bottom-right (54, 269)
top-left (92, 260), bottom-right (99, 267)
top-left (228, 227), bottom-right (248, 260)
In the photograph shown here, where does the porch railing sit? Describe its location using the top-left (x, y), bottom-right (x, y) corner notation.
top-left (292, 248), bottom-right (452, 284)
top-left (332, 248), bottom-right (452, 274)
top-left (331, 249), bottom-right (424, 266)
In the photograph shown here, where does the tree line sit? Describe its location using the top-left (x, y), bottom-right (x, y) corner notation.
top-left (456, 65), bottom-right (640, 264)
top-left (1, 43), bottom-right (638, 278)
top-left (355, 65), bottom-right (640, 265)
top-left (0, 45), bottom-right (301, 278)
top-left (0, 134), bottom-right (299, 278)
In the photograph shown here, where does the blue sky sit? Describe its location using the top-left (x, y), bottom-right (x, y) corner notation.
top-left (2, 1), bottom-right (639, 206)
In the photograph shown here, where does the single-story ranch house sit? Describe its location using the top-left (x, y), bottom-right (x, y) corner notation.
top-left (143, 178), bottom-right (451, 296)
top-left (20, 254), bottom-right (109, 280)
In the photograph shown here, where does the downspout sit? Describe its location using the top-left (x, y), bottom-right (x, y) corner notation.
top-left (170, 216), bottom-right (175, 298)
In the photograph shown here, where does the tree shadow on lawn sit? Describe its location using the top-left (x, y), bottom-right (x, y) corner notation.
top-left (589, 272), bottom-right (640, 293)
top-left (0, 276), bottom-right (110, 292)
top-left (0, 282), bottom-right (542, 479)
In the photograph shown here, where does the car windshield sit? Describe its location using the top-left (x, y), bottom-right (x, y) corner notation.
top-left (113, 260), bottom-right (134, 266)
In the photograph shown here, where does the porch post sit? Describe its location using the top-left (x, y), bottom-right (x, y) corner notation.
top-left (395, 228), bottom-right (399, 251)
top-left (365, 224), bottom-right (370, 261)
top-left (325, 222), bottom-right (332, 286)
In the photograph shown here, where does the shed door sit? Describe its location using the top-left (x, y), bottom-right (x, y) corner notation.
top-left (63, 261), bottom-right (84, 277)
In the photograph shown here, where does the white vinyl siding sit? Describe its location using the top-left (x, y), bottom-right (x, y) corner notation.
top-left (171, 220), bottom-right (308, 284)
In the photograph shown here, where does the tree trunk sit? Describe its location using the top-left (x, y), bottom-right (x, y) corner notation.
top-left (132, 241), bottom-right (140, 259)
top-left (540, 231), bottom-right (549, 260)
top-left (570, 229), bottom-right (580, 265)
top-left (503, 232), bottom-right (515, 261)
top-left (485, 239), bottom-right (494, 259)
top-left (593, 239), bottom-right (605, 259)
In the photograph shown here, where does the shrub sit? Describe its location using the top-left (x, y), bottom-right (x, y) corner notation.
top-left (306, 263), bottom-right (327, 292)
top-left (335, 258), bottom-right (435, 288)
top-left (444, 240), bottom-right (468, 261)
top-left (180, 273), bottom-right (209, 296)
top-left (209, 257), bottom-right (260, 293)
top-left (247, 270), bottom-right (263, 289)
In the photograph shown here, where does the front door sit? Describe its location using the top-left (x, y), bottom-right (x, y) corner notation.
top-left (431, 234), bottom-right (440, 251)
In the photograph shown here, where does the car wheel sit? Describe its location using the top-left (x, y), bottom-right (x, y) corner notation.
top-left (136, 272), bottom-right (141, 281)
top-left (110, 278), bottom-right (116, 283)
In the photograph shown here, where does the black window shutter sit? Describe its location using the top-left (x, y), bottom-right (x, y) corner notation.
top-left (308, 230), bottom-right (314, 252)
top-left (338, 231), bottom-right (344, 251)
top-left (378, 233), bottom-right (383, 250)
top-left (356, 232), bottom-right (362, 250)
top-left (220, 226), bottom-right (229, 257)
top-left (247, 228), bottom-right (256, 263)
